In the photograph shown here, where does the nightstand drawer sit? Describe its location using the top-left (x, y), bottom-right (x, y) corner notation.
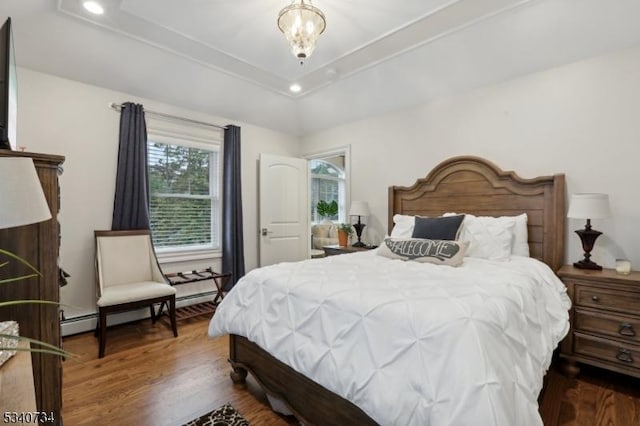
top-left (574, 333), bottom-right (640, 370)
top-left (575, 308), bottom-right (640, 343)
top-left (575, 284), bottom-right (640, 314)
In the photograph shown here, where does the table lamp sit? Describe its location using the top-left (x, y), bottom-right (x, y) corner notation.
top-left (0, 157), bottom-right (51, 229)
top-left (567, 193), bottom-right (611, 270)
top-left (349, 201), bottom-right (370, 247)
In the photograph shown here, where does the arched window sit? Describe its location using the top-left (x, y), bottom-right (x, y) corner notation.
top-left (310, 159), bottom-right (345, 223)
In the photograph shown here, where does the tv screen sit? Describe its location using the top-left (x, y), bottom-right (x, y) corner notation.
top-left (0, 17), bottom-right (17, 150)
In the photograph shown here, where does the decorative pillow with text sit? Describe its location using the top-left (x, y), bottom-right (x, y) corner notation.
top-left (377, 238), bottom-right (469, 266)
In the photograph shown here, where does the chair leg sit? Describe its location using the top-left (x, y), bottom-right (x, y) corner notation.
top-left (150, 304), bottom-right (157, 324)
top-left (98, 308), bottom-right (107, 358)
top-left (169, 296), bottom-right (178, 337)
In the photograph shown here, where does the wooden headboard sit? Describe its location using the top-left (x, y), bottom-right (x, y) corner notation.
top-left (388, 156), bottom-right (566, 271)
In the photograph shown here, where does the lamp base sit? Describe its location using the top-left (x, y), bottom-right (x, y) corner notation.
top-left (573, 259), bottom-right (602, 270)
top-left (574, 223), bottom-right (603, 271)
top-left (353, 221), bottom-right (366, 248)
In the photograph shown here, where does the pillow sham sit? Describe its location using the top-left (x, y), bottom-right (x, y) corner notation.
top-left (448, 214), bottom-right (515, 261)
top-left (377, 237), bottom-right (468, 266)
top-left (444, 212), bottom-right (529, 257)
top-left (390, 214), bottom-right (416, 238)
top-left (510, 213), bottom-right (529, 257)
top-left (411, 215), bottom-right (464, 240)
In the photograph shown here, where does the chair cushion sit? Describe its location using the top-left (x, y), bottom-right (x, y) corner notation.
top-left (97, 235), bottom-right (154, 288)
top-left (97, 281), bottom-right (176, 307)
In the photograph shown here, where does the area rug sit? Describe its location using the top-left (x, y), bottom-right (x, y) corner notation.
top-left (182, 403), bottom-right (249, 426)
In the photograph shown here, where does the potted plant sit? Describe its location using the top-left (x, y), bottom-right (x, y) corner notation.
top-left (316, 200), bottom-right (338, 223)
top-left (337, 223), bottom-right (353, 247)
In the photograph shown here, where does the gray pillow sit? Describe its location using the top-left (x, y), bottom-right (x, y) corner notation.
top-left (411, 215), bottom-right (464, 240)
top-left (376, 238), bottom-right (469, 266)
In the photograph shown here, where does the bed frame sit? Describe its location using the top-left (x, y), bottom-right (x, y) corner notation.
top-left (228, 156), bottom-right (566, 425)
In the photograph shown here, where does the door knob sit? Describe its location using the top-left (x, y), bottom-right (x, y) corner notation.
top-left (261, 228), bottom-right (273, 236)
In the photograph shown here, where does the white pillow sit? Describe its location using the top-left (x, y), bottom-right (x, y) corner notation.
top-left (461, 215), bottom-right (515, 261)
top-left (511, 213), bottom-right (529, 257)
top-left (390, 214), bottom-right (415, 238)
top-left (445, 212), bottom-right (529, 257)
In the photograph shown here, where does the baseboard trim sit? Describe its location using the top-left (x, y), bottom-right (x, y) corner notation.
top-left (61, 292), bottom-right (216, 337)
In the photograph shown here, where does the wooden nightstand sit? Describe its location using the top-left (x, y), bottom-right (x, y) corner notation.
top-left (558, 265), bottom-right (640, 378)
top-left (322, 245), bottom-right (375, 256)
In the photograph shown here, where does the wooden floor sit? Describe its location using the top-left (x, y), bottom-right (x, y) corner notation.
top-left (62, 315), bottom-right (640, 426)
top-left (62, 315), bottom-right (297, 426)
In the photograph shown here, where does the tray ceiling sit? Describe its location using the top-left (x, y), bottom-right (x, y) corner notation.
top-left (3, 0), bottom-right (640, 135)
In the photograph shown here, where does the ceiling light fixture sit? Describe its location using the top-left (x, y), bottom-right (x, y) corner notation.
top-left (83, 1), bottom-right (104, 15)
top-left (277, 0), bottom-right (326, 65)
top-left (289, 83), bottom-right (302, 93)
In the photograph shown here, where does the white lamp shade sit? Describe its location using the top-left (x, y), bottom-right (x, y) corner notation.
top-left (349, 201), bottom-right (370, 217)
top-left (0, 157), bottom-right (52, 229)
top-left (567, 193), bottom-right (611, 220)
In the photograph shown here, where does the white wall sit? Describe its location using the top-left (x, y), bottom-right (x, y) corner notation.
top-left (17, 68), bottom-right (299, 328)
top-left (301, 46), bottom-right (640, 270)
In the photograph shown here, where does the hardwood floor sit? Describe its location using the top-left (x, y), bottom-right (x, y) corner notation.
top-left (62, 315), bottom-right (297, 426)
top-left (62, 314), bottom-right (640, 426)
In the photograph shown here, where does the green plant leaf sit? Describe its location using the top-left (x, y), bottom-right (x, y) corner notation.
top-left (0, 299), bottom-right (59, 308)
top-left (0, 248), bottom-right (76, 361)
top-left (0, 248), bottom-right (42, 285)
top-left (0, 333), bottom-right (77, 360)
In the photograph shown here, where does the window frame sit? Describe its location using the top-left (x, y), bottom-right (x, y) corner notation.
top-left (310, 162), bottom-right (345, 223)
top-left (147, 128), bottom-right (222, 263)
top-left (304, 146), bottom-right (351, 225)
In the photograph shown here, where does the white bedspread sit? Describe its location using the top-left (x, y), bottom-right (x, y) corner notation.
top-left (209, 251), bottom-right (571, 426)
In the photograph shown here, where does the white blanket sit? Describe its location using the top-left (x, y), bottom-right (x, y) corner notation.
top-left (209, 251), bottom-right (570, 426)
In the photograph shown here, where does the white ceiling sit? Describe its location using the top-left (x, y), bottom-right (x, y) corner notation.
top-left (3, 0), bottom-right (640, 136)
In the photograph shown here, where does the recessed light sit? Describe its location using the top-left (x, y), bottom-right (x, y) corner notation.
top-left (83, 1), bottom-right (104, 15)
top-left (289, 84), bottom-right (302, 93)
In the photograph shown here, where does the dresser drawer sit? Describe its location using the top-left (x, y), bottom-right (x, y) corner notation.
top-left (575, 308), bottom-right (640, 344)
top-left (574, 333), bottom-right (640, 370)
top-left (575, 284), bottom-right (640, 314)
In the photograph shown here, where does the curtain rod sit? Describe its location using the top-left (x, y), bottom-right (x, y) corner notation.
top-left (109, 103), bottom-right (228, 131)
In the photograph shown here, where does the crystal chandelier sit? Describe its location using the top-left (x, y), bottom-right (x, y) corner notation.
top-left (277, 0), bottom-right (326, 65)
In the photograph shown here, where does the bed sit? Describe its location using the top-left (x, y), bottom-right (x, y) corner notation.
top-left (209, 156), bottom-right (570, 425)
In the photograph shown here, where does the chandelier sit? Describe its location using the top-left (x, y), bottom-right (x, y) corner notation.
top-left (277, 0), bottom-right (326, 65)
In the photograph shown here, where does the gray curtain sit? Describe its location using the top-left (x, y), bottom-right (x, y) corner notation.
top-left (222, 125), bottom-right (245, 289)
top-left (112, 102), bottom-right (150, 230)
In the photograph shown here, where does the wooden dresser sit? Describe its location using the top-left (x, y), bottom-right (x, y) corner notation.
top-left (0, 151), bottom-right (65, 425)
top-left (558, 265), bottom-right (640, 378)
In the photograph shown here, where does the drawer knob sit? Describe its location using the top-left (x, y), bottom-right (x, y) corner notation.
top-left (619, 323), bottom-right (636, 337)
top-left (591, 295), bottom-right (600, 302)
top-left (616, 348), bottom-right (634, 364)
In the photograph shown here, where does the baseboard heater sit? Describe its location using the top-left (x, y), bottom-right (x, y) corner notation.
top-left (60, 291), bottom-right (216, 336)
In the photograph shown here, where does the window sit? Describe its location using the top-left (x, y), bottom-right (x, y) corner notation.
top-left (147, 139), bottom-right (220, 253)
top-left (310, 159), bottom-right (345, 223)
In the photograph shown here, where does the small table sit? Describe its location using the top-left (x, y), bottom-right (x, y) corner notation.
top-left (323, 244), bottom-right (376, 256)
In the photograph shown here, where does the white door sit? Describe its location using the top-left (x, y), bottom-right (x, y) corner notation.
top-left (259, 153), bottom-right (309, 267)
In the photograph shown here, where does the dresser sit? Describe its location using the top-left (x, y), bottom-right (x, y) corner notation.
top-left (558, 265), bottom-right (640, 378)
top-left (0, 151), bottom-right (65, 424)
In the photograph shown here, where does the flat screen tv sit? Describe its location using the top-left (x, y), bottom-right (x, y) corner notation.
top-left (0, 17), bottom-right (17, 150)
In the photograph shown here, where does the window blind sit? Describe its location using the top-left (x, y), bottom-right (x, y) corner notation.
top-left (147, 141), bottom-right (219, 250)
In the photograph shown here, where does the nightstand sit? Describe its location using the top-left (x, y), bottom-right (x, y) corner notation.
top-left (558, 265), bottom-right (640, 378)
top-left (323, 245), bottom-right (375, 256)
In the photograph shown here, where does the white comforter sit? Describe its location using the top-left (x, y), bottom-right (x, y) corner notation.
top-left (209, 251), bottom-right (571, 426)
